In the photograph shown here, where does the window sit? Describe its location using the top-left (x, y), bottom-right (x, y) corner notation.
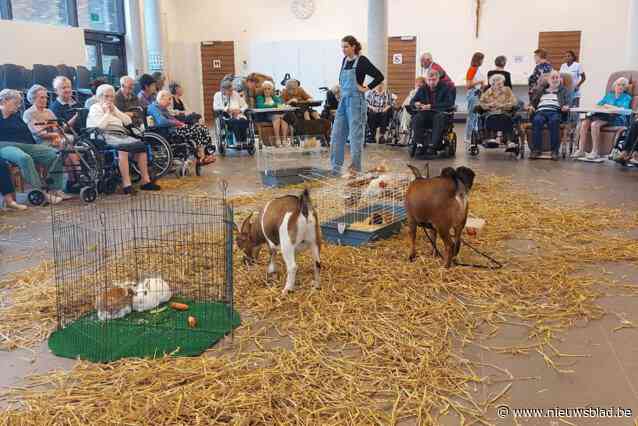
top-left (10, 0), bottom-right (69, 26)
top-left (77, 0), bottom-right (123, 33)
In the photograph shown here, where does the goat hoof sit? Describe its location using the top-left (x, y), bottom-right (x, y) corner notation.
top-left (281, 287), bottom-right (295, 296)
top-left (409, 254), bottom-right (416, 262)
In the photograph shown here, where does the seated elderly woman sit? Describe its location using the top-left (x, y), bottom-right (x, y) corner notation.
top-left (0, 159), bottom-right (27, 210)
top-left (244, 72), bottom-right (275, 109)
top-left (0, 89), bottom-right (65, 205)
top-left (255, 81), bottom-right (290, 146)
top-left (528, 70), bottom-right (571, 160)
top-left (281, 79), bottom-right (320, 121)
top-left (51, 76), bottom-right (83, 133)
top-left (573, 77), bottom-right (633, 160)
top-left (477, 74), bottom-right (519, 149)
top-left (86, 84), bottom-right (160, 194)
top-left (148, 90), bottom-right (215, 164)
top-left (213, 78), bottom-right (249, 143)
top-left (23, 84), bottom-right (81, 194)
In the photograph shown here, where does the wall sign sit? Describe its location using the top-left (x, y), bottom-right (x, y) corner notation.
top-left (392, 53), bottom-right (403, 65)
top-left (213, 59), bottom-right (221, 69)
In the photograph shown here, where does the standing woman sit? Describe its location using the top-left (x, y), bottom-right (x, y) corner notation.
top-left (464, 52), bottom-right (486, 144)
top-left (330, 35), bottom-right (384, 174)
top-left (559, 50), bottom-right (586, 107)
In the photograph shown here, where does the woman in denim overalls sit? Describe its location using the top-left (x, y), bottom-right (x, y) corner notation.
top-left (330, 36), bottom-right (383, 174)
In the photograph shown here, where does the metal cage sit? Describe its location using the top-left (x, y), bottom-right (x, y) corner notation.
top-left (49, 193), bottom-right (237, 362)
top-left (256, 137), bottom-right (331, 187)
top-left (312, 171), bottom-right (412, 246)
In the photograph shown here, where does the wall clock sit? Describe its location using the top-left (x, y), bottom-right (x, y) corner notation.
top-left (291, 0), bottom-right (315, 20)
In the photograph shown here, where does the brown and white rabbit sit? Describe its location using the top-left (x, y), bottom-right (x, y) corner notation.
top-left (96, 282), bottom-right (135, 321)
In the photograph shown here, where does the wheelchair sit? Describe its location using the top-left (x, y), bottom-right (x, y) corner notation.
top-left (407, 107), bottom-right (457, 159)
top-left (214, 111), bottom-right (256, 156)
top-left (469, 107), bottom-right (524, 158)
top-left (364, 107), bottom-right (403, 146)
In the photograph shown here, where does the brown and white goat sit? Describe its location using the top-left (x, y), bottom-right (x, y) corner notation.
top-left (235, 188), bottom-right (321, 295)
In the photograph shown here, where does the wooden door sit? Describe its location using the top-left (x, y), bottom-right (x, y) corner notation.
top-left (200, 41), bottom-right (235, 124)
top-left (386, 36), bottom-right (417, 105)
top-left (538, 31), bottom-right (581, 70)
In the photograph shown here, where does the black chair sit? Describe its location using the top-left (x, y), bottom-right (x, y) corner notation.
top-left (32, 64), bottom-right (58, 90)
top-left (56, 64), bottom-right (77, 86)
top-left (2, 64), bottom-right (29, 91)
top-left (108, 58), bottom-right (124, 85)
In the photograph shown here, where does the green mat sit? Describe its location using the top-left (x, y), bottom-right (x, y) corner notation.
top-left (48, 300), bottom-right (240, 363)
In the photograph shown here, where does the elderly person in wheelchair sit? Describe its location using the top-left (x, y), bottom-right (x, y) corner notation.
top-left (213, 78), bottom-right (249, 144)
top-left (86, 84), bottom-right (160, 194)
top-left (409, 69), bottom-right (456, 156)
top-left (472, 73), bottom-right (520, 153)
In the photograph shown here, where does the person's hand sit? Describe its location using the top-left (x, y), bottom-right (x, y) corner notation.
top-left (358, 85), bottom-right (368, 93)
top-left (289, 98), bottom-right (298, 104)
top-left (103, 102), bottom-right (113, 113)
top-left (421, 104), bottom-right (431, 111)
top-left (125, 112), bottom-right (136, 118)
top-left (561, 105), bottom-right (570, 112)
top-left (176, 121), bottom-right (186, 128)
top-left (528, 106), bottom-right (535, 113)
top-left (414, 102), bottom-right (422, 109)
top-left (230, 108), bottom-right (241, 117)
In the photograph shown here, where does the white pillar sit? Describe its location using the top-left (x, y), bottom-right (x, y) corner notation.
top-left (124, 0), bottom-right (145, 77)
top-left (627, 0), bottom-right (638, 68)
top-left (143, 0), bottom-right (165, 72)
top-left (367, 0), bottom-right (388, 79)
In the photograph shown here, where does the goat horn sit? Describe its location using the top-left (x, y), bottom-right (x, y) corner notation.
top-left (240, 212), bottom-right (254, 233)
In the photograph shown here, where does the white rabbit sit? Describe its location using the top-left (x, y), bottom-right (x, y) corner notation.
top-left (132, 277), bottom-right (172, 312)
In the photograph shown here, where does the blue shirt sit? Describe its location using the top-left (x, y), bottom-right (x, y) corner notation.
top-left (0, 112), bottom-right (36, 144)
top-left (596, 92), bottom-right (633, 126)
top-left (147, 102), bottom-right (175, 128)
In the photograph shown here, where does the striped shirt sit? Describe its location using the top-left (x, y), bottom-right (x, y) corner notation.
top-left (366, 90), bottom-right (396, 113)
top-left (537, 92), bottom-right (561, 112)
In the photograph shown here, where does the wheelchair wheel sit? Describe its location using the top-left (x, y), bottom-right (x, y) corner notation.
top-left (469, 145), bottom-right (480, 156)
top-left (98, 176), bottom-right (119, 195)
top-left (80, 186), bottom-right (97, 203)
top-left (446, 133), bottom-right (457, 158)
top-left (28, 190), bottom-right (45, 206)
top-left (141, 132), bottom-right (173, 179)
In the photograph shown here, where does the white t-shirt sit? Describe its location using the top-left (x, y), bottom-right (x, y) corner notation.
top-left (469, 68), bottom-right (484, 91)
top-left (559, 62), bottom-right (584, 96)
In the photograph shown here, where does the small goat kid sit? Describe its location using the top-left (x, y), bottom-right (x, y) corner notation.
top-left (235, 189), bottom-right (321, 295)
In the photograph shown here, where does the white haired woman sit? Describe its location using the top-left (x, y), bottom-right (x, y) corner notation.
top-left (573, 77), bottom-right (633, 160)
top-left (213, 78), bottom-right (249, 143)
top-left (148, 90), bottom-right (215, 165)
top-left (86, 84), bottom-right (160, 194)
top-left (255, 81), bottom-right (290, 146)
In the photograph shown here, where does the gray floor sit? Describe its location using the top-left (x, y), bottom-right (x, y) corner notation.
top-left (2, 125), bottom-right (638, 424)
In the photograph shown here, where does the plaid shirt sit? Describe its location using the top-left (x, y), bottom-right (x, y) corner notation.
top-left (366, 90), bottom-right (396, 113)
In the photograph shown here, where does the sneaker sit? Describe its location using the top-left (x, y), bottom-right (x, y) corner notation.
top-left (140, 182), bottom-right (161, 191)
top-left (586, 152), bottom-right (599, 160)
top-left (54, 190), bottom-right (73, 200)
top-left (123, 185), bottom-right (136, 195)
top-left (551, 151), bottom-right (560, 161)
top-left (45, 193), bottom-right (63, 205)
top-left (529, 151), bottom-right (541, 160)
top-left (6, 201), bottom-right (28, 210)
top-left (571, 150), bottom-right (586, 158)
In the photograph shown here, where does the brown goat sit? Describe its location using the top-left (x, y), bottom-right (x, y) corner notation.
top-left (236, 189), bottom-right (321, 295)
top-left (405, 164), bottom-right (476, 267)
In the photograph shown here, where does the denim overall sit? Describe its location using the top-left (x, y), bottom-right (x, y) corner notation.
top-left (330, 56), bottom-right (366, 173)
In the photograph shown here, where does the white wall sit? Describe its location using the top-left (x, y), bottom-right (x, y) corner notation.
top-left (160, 0), bottom-right (368, 113)
top-left (0, 20), bottom-right (86, 67)
top-left (162, 0), bottom-right (633, 112)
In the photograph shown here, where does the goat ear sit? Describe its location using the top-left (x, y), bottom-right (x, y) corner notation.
top-left (240, 212), bottom-right (254, 233)
top-left (232, 222), bottom-right (239, 234)
top-left (455, 166), bottom-right (476, 190)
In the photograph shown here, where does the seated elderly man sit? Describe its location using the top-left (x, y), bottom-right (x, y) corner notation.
top-left (87, 84), bottom-right (160, 194)
top-left (528, 70), bottom-right (571, 160)
top-left (409, 70), bottom-right (455, 152)
top-left (213, 78), bottom-right (249, 143)
top-left (50, 76), bottom-right (83, 133)
top-left (366, 82), bottom-right (397, 144)
top-left (0, 89), bottom-right (65, 205)
top-left (115, 76), bottom-right (144, 127)
top-left (573, 77), bottom-right (633, 160)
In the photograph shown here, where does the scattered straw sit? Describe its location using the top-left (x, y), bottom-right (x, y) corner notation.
top-left (1, 175), bottom-right (638, 424)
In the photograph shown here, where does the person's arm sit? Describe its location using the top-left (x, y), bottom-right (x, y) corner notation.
top-left (577, 68), bottom-right (586, 90)
top-left (299, 88), bottom-right (311, 101)
top-left (437, 86), bottom-right (456, 111)
top-left (358, 56), bottom-right (384, 91)
top-left (410, 88), bottom-right (425, 110)
top-left (596, 95), bottom-right (609, 107)
top-left (465, 67), bottom-right (477, 90)
top-left (502, 88), bottom-right (518, 110)
top-left (86, 104), bottom-right (110, 129)
top-left (111, 105), bottom-right (132, 126)
top-left (148, 104), bottom-right (173, 127)
top-left (478, 90), bottom-right (494, 111)
top-left (213, 92), bottom-right (226, 112)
